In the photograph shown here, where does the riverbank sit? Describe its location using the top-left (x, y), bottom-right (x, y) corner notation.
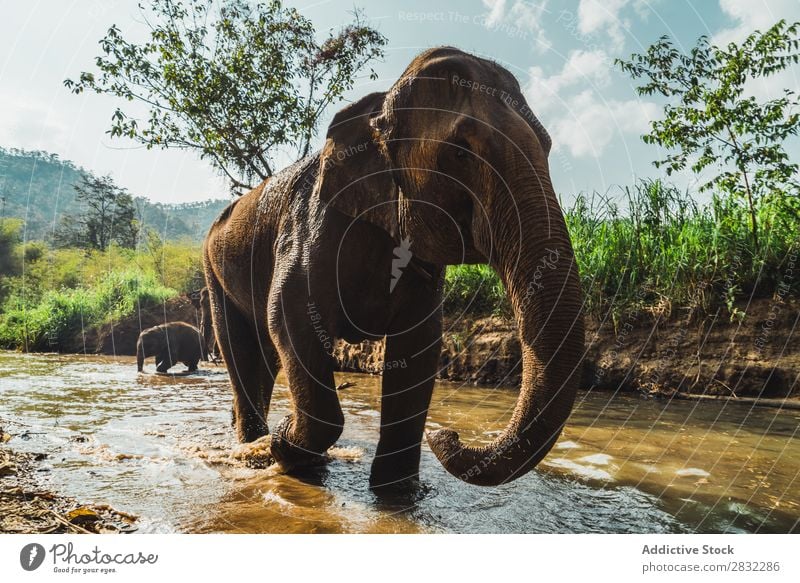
top-left (0, 420), bottom-right (138, 534)
top-left (18, 294), bottom-right (203, 355)
top-left (335, 297), bottom-right (800, 401)
top-left (4, 294), bottom-right (798, 403)
top-left (2, 178), bottom-right (797, 403)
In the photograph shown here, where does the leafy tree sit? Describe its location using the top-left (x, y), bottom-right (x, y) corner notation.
top-left (0, 219), bottom-right (23, 277)
top-left (0, 219), bottom-right (23, 306)
top-left (56, 175), bottom-right (139, 251)
top-left (65, 0), bottom-right (387, 193)
top-left (617, 20), bottom-right (800, 248)
top-left (143, 227), bottom-right (166, 284)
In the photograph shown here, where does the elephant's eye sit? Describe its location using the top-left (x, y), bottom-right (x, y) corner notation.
top-left (439, 139), bottom-right (472, 173)
top-left (453, 139), bottom-right (471, 159)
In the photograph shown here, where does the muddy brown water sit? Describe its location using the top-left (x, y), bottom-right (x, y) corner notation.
top-left (1, 351), bottom-right (798, 533)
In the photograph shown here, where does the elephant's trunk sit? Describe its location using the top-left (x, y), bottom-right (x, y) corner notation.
top-left (427, 163), bottom-right (584, 486)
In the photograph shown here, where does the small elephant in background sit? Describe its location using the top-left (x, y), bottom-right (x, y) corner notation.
top-left (136, 321), bottom-right (205, 373)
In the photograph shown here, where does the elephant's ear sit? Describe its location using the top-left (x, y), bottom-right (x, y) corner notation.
top-left (514, 91), bottom-right (551, 157)
top-left (314, 92), bottom-right (398, 236)
top-left (504, 75), bottom-right (552, 157)
top-left (526, 114), bottom-right (552, 157)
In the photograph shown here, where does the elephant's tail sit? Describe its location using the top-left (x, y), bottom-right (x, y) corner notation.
top-left (136, 336), bottom-right (145, 372)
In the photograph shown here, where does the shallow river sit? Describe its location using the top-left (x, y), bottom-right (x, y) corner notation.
top-left (1, 351), bottom-right (798, 533)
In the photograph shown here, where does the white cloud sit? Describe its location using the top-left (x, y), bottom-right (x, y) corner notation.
top-left (526, 49), bottom-right (612, 110)
top-left (550, 90), bottom-right (660, 158)
top-left (577, 0), bottom-right (627, 34)
top-left (554, 49), bottom-right (612, 87)
top-left (524, 47), bottom-right (659, 158)
top-left (0, 91), bottom-right (70, 154)
top-left (577, 0), bottom-right (631, 52)
top-left (631, 0), bottom-right (657, 21)
top-left (482, 0), bottom-right (508, 26)
top-left (714, 0), bottom-right (800, 46)
top-left (481, 0), bottom-right (551, 52)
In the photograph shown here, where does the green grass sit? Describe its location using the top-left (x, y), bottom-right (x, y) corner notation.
top-left (443, 179), bottom-right (799, 320)
top-left (443, 264), bottom-right (508, 316)
top-left (0, 271), bottom-right (176, 351)
top-left (0, 230), bottom-right (200, 351)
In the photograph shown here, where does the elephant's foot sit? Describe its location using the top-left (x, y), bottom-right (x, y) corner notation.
top-left (369, 450), bottom-right (422, 491)
top-left (369, 474), bottom-right (430, 502)
top-left (269, 414), bottom-right (332, 470)
top-left (370, 452), bottom-right (432, 501)
top-left (233, 435), bottom-right (275, 469)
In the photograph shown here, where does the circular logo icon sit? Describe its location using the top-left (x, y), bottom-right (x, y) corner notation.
top-left (20, 543), bottom-right (46, 571)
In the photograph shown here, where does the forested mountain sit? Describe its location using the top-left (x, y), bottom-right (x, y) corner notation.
top-left (0, 147), bottom-right (230, 242)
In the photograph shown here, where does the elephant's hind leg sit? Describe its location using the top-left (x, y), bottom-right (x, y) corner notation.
top-left (209, 282), bottom-right (275, 443)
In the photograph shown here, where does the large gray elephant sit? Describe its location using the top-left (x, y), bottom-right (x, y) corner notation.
top-left (204, 47), bottom-right (584, 488)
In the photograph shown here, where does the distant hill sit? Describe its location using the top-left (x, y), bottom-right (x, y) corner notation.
top-left (0, 147), bottom-right (231, 242)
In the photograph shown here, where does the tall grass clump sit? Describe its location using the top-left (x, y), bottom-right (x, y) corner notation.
top-left (568, 179), bottom-right (798, 319)
top-left (443, 264), bottom-right (508, 316)
top-left (442, 179), bottom-right (798, 320)
top-left (0, 271), bottom-right (176, 351)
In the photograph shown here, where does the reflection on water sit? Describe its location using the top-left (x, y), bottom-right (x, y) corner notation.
top-left (1, 351), bottom-right (797, 533)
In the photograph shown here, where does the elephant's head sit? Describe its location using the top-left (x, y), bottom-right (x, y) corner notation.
top-left (314, 47), bottom-right (584, 486)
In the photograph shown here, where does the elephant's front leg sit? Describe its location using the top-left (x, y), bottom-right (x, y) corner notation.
top-left (268, 296), bottom-right (344, 469)
top-left (370, 301), bottom-right (443, 489)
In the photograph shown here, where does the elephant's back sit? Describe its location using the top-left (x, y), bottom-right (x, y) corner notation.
top-left (204, 181), bottom-right (278, 320)
top-left (206, 183), bottom-right (271, 265)
top-left (208, 182), bottom-right (269, 239)
top-left (203, 156), bottom-right (320, 321)
top-left (167, 322), bottom-right (202, 358)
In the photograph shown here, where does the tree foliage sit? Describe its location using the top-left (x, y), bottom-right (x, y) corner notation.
top-left (0, 147), bottom-right (229, 243)
top-left (56, 175), bottom-right (139, 251)
top-left (0, 219), bottom-right (22, 277)
top-left (65, 0), bottom-right (387, 192)
top-left (617, 20), bottom-right (800, 247)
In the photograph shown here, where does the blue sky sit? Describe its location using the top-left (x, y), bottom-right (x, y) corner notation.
top-left (1, 0), bottom-right (798, 204)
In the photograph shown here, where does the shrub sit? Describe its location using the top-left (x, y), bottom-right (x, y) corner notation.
top-left (442, 179), bottom-right (799, 319)
top-left (0, 270), bottom-right (176, 350)
top-left (444, 264), bottom-right (508, 317)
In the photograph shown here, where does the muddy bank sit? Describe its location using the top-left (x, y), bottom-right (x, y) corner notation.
top-left (334, 298), bottom-right (800, 400)
top-left (0, 421), bottom-right (137, 534)
top-left (584, 297), bottom-right (800, 399)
